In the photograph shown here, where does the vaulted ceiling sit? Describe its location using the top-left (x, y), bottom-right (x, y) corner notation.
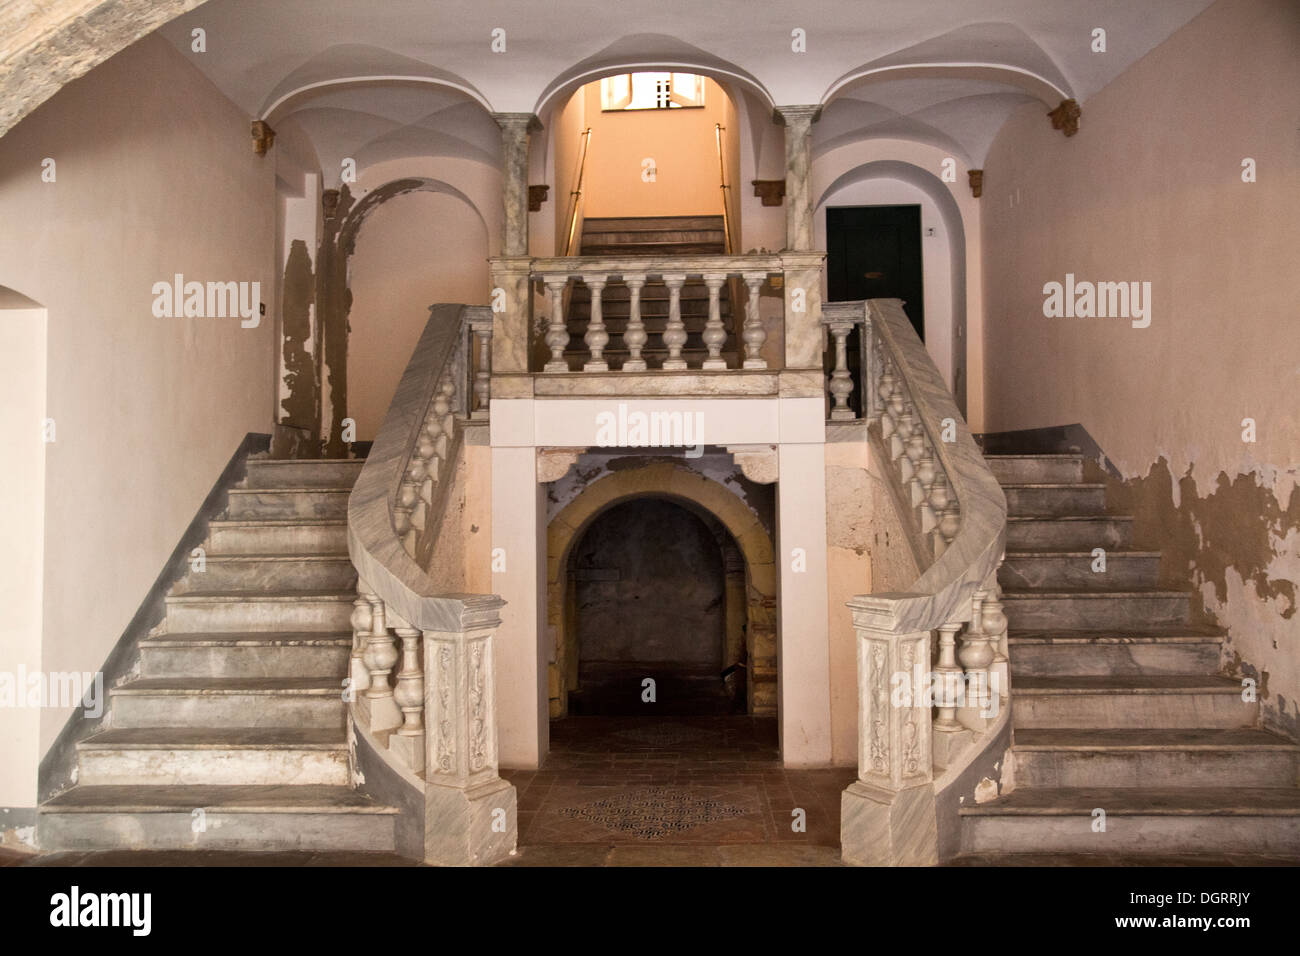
top-left (147, 0), bottom-right (1216, 171)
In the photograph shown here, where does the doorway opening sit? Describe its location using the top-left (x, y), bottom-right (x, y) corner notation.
top-left (564, 497), bottom-right (747, 716)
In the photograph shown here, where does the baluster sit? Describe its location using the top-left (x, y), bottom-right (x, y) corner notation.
top-left (542, 276), bottom-right (570, 372)
top-left (362, 592), bottom-right (401, 731)
top-left (984, 558), bottom-right (1009, 697)
top-left (660, 273), bottom-right (688, 370)
top-left (957, 588), bottom-right (993, 720)
top-left (349, 582), bottom-right (373, 697)
top-left (928, 472), bottom-right (952, 555)
top-left (825, 313), bottom-right (856, 420)
top-left (700, 273), bottom-right (728, 369)
top-left (877, 366), bottom-right (898, 438)
top-left (741, 272), bottom-right (768, 369)
top-left (622, 273), bottom-right (648, 371)
top-left (389, 613), bottom-right (426, 774)
top-left (470, 316), bottom-right (492, 419)
top-left (933, 622), bottom-right (964, 729)
top-left (582, 273), bottom-right (609, 371)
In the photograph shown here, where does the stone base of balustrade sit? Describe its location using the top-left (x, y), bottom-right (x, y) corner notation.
top-left (840, 780), bottom-right (937, 867)
top-left (389, 732), bottom-right (425, 775)
top-left (357, 693), bottom-right (402, 734)
top-left (931, 724), bottom-right (975, 770)
top-left (424, 777), bottom-right (517, 867)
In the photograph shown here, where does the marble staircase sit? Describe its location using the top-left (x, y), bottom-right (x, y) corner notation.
top-left (39, 458), bottom-right (400, 852)
top-left (959, 453), bottom-right (1300, 855)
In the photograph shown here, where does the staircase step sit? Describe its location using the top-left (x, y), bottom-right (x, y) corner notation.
top-left (139, 631), bottom-right (352, 679)
top-left (1007, 626), bottom-right (1224, 677)
top-left (109, 678), bottom-right (346, 729)
top-left (164, 590), bottom-right (355, 633)
top-left (207, 518), bottom-right (348, 555)
top-left (1012, 729), bottom-right (1300, 789)
top-left (581, 215), bottom-right (724, 233)
top-left (39, 785), bottom-right (396, 852)
top-left (1003, 483), bottom-right (1107, 516)
top-left (225, 488), bottom-right (350, 519)
top-left (984, 454), bottom-right (1084, 484)
top-left (1002, 588), bottom-right (1191, 629)
top-left (1011, 676), bottom-right (1257, 730)
top-left (1000, 551), bottom-right (1161, 590)
top-left (242, 458), bottom-right (363, 489)
top-left (1005, 515), bottom-right (1133, 550)
top-left (76, 728), bottom-right (349, 786)
top-left (171, 554), bottom-right (357, 594)
top-left (960, 787), bottom-right (1300, 855)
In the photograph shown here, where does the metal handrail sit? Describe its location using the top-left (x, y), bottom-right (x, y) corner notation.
top-left (563, 127), bottom-right (593, 256)
top-left (714, 122), bottom-right (733, 254)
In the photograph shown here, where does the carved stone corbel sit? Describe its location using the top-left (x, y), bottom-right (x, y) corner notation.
top-left (751, 180), bottom-right (786, 207)
top-left (528, 185), bottom-right (549, 212)
top-left (250, 119), bottom-right (275, 155)
top-left (968, 169), bottom-right (983, 199)
top-left (1047, 99), bottom-right (1081, 137)
top-left (537, 447), bottom-right (585, 483)
top-left (726, 444), bottom-right (778, 484)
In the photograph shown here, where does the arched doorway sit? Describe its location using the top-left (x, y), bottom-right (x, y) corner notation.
top-left (566, 496), bottom-right (746, 716)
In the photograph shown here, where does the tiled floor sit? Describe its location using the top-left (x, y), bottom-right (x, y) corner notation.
top-left (500, 715), bottom-right (856, 856)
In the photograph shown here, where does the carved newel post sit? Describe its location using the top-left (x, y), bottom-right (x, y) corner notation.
top-left (422, 595), bottom-right (516, 866)
top-left (823, 302), bottom-right (864, 420)
top-left (840, 594), bottom-right (938, 866)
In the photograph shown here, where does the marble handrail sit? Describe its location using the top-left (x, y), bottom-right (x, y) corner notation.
top-left (840, 298), bottom-right (1008, 866)
top-left (347, 304), bottom-right (504, 636)
top-left (854, 298), bottom-right (1006, 633)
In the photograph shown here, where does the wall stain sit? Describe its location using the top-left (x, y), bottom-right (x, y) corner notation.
top-left (279, 238), bottom-right (316, 430)
top-left (1108, 458), bottom-right (1300, 620)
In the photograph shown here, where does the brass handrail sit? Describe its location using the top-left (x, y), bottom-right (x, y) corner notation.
top-left (714, 122), bottom-right (733, 254)
top-left (563, 127), bottom-right (593, 256)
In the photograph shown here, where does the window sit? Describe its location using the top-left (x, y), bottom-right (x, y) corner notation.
top-left (601, 73), bottom-right (706, 111)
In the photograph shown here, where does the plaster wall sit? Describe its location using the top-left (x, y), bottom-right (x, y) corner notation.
top-left (981, 0), bottom-right (1300, 736)
top-left (347, 190), bottom-right (489, 440)
top-left (0, 305), bottom-right (46, 818)
top-left (0, 35), bottom-right (277, 753)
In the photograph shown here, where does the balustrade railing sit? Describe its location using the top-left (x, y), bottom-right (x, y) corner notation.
top-left (838, 298), bottom-right (1008, 867)
top-left (530, 254), bottom-right (782, 373)
top-left (346, 302), bottom-right (515, 866)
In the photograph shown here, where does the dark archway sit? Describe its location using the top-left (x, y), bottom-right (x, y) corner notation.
top-left (566, 496), bottom-right (748, 716)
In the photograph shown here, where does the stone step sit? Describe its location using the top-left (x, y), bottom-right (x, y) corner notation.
top-left (171, 555), bottom-right (357, 594)
top-left (581, 215), bottom-right (724, 233)
top-left (1002, 483), bottom-right (1107, 516)
top-left (1002, 588), bottom-right (1191, 630)
top-left (960, 787), bottom-right (1300, 855)
top-left (164, 590), bottom-right (355, 633)
top-left (579, 241), bottom-right (727, 256)
top-left (207, 518), bottom-right (348, 555)
top-left (566, 302), bottom-right (734, 324)
top-left (1000, 551), bottom-right (1161, 590)
top-left (1011, 675), bottom-right (1257, 729)
top-left (1012, 728), bottom-right (1300, 789)
top-left (1005, 515), bottom-right (1133, 550)
top-left (225, 488), bottom-right (350, 519)
top-left (241, 458), bottom-right (364, 490)
top-left (139, 631), bottom-right (351, 679)
top-left (1007, 626), bottom-right (1225, 677)
top-left (109, 678), bottom-right (346, 729)
top-left (39, 785), bottom-right (397, 852)
top-left (984, 454), bottom-right (1084, 484)
top-left (76, 728), bottom-right (349, 786)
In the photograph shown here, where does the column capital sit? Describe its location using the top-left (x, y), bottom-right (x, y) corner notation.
top-left (492, 112), bottom-right (543, 133)
top-left (773, 104), bottom-right (822, 126)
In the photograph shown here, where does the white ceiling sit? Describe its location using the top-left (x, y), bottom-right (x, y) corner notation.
top-left (157, 0), bottom-right (1216, 173)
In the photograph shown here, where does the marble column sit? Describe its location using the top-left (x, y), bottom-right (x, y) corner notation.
top-left (422, 596), bottom-right (517, 866)
top-left (489, 113), bottom-right (540, 397)
top-left (775, 105), bottom-right (819, 253)
top-left (840, 595), bottom-right (938, 866)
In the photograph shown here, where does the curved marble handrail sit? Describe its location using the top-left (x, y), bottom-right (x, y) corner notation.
top-left (347, 303), bottom-right (504, 633)
top-left (855, 298), bottom-right (1006, 634)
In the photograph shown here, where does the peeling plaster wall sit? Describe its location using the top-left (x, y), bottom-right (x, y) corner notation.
top-left (982, 0), bottom-right (1300, 736)
top-left (0, 35), bottom-right (276, 753)
top-left (347, 190), bottom-right (489, 440)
